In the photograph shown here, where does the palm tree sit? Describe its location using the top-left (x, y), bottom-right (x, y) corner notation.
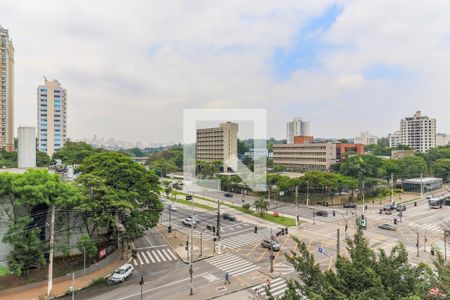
top-left (254, 197), bottom-right (269, 217)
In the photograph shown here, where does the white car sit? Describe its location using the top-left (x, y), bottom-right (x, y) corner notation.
top-left (168, 204), bottom-right (177, 211)
top-left (108, 264), bottom-right (134, 284)
top-left (182, 217), bottom-right (197, 228)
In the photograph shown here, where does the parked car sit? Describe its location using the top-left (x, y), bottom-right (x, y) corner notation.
top-left (343, 203), bottom-right (357, 208)
top-left (182, 217), bottom-right (197, 227)
top-left (224, 193), bottom-right (233, 198)
top-left (168, 204), bottom-right (177, 211)
top-left (108, 264), bottom-right (134, 284)
top-left (315, 210), bottom-right (329, 217)
top-left (383, 204), bottom-right (393, 211)
top-left (159, 197), bottom-right (166, 202)
top-left (378, 223), bottom-right (397, 231)
top-left (261, 239), bottom-right (281, 251)
top-left (222, 213), bottom-right (236, 221)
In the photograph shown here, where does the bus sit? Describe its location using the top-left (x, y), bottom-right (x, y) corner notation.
top-left (429, 195), bottom-right (448, 209)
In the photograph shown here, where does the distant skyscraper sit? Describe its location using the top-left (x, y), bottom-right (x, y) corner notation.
top-left (0, 25), bottom-right (14, 151)
top-left (37, 79), bottom-right (67, 156)
top-left (286, 117), bottom-right (310, 144)
top-left (389, 111), bottom-right (436, 152)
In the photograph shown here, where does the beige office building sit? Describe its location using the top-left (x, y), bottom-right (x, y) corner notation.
top-left (0, 25), bottom-right (14, 151)
top-left (273, 143), bottom-right (336, 171)
top-left (196, 122), bottom-right (238, 172)
top-left (37, 79), bottom-right (67, 156)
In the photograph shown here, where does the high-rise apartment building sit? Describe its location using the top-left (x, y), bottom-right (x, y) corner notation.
top-left (389, 111), bottom-right (436, 152)
top-left (286, 117), bottom-right (310, 144)
top-left (37, 79), bottom-right (67, 156)
top-left (436, 133), bottom-right (450, 147)
top-left (0, 25), bottom-right (14, 151)
top-left (354, 131), bottom-right (378, 145)
top-left (196, 122), bottom-right (238, 172)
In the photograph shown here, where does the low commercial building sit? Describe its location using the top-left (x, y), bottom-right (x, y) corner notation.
top-left (336, 143), bottom-right (365, 161)
top-left (354, 131), bottom-right (378, 145)
top-left (272, 142), bottom-right (336, 171)
top-left (402, 177), bottom-right (443, 193)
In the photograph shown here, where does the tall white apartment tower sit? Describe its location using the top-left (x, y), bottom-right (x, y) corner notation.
top-left (37, 79), bottom-right (67, 156)
top-left (286, 117), bottom-right (310, 144)
top-left (0, 25), bottom-right (14, 151)
top-left (398, 111), bottom-right (436, 152)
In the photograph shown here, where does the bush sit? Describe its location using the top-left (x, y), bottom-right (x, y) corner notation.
top-left (242, 203), bottom-right (251, 210)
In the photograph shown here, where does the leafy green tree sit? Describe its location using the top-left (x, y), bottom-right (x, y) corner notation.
top-left (380, 159), bottom-right (401, 184)
top-left (36, 150), bottom-right (51, 167)
top-left (280, 230), bottom-right (447, 300)
top-left (2, 216), bottom-right (46, 277)
top-left (77, 152), bottom-right (162, 241)
top-left (432, 159), bottom-right (450, 182)
top-left (237, 139), bottom-right (250, 156)
top-left (77, 234), bottom-right (98, 263)
top-left (254, 197), bottom-right (268, 217)
top-left (52, 141), bottom-right (102, 165)
top-left (397, 156), bottom-right (428, 179)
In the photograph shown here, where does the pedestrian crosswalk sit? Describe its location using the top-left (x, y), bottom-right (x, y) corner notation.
top-left (251, 278), bottom-right (288, 299)
top-left (132, 247), bottom-right (178, 266)
top-left (409, 222), bottom-right (443, 233)
top-left (432, 240), bottom-right (448, 255)
top-left (205, 253), bottom-right (260, 276)
top-left (221, 228), bottom-right (271, 249)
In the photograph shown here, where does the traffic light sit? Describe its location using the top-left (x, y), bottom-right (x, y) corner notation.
top-left (131, 249), bottom-right (137, 258)
top-left (285, 227), bottom-right (288, 234)
top-left (140, 276), bottom-right (144, 286)
top-left (332, 211), bottom-right (336, 217)
top-left (431, 249), bottom-right (435, 256)
top-left (254, 226), bottom-right (258, 234)
top-left (394, 218), bottom-right (397, 225)
top-left (168, 225), bottom-right (172, 233)
top-left (185, 241), bottom-right (189, 250)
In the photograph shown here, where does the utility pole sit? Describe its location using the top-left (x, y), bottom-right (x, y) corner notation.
top-left (337, 228), bottom-right (340, 258)
top-left (269, 228), bottom-right (274, 273)
top-left (444, 231), bottom-right (448, 262)
top-left (83, 247), bottom-right (86, 277)
top-left (424, 233), bottom-right (427, 252)
top-left (313, 208), bottom-right (315, 225)
top-left (420, 173), bottom-right (423, 198)
top-left (71, 272), bottom-right (75, 300)
top-left (306, 181), bottom-right (310, 207)
top-left (47, 205), bottom-right (56, 297)
top-left (295, 185), bottom-right (298, 228)
top-left (361, 179), bottom-right (365, 215)
top-left (217, 200), bottom-right (221, 254)
top-left (390, 173), bottom-right (394, 204)
top-left (189, 193), bottom-right (194, 296)
top-left (416, 232), bottom-right (420, 257)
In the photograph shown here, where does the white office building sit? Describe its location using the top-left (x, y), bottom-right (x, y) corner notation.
top-left (286, 117), bottom-right (310, 144)
top-left (389, 111), bottom-right (436, 152)
top-left (436, 133), bottom-right (450, 147)
top-left (354, 131), bottom-right (378, 145)
top-left (37, 79), bottom-right (67, 156)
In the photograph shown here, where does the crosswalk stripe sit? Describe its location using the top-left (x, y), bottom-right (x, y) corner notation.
top-left (231, 265), bottom-right (260, 276)
top-left (141, 251), bottom-right (150, 264)
top-left (146, 251), bottom-right (155, 263)
top-left (206, 253), bottom-right (260, 276)
top-left (157, 249), bottom-right (166, 262)
top-left (167, 249), bottom-right (177, 260)
top-left (161, 249), bottom-right (172, 261)
top-left (137, 252), bottom-right (144, 265)
top-left (133, 259), bottom-right (137, 265)
top-left (153, 250), bottom-right (162, 262)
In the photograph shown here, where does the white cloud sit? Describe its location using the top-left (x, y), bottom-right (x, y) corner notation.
top-left (2, 0), bottom-right (450, 144)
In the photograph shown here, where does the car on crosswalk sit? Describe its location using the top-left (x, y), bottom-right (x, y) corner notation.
top-left (224, 193), bottom-right (233, 198)
top-left (107, 263), bottom-right (134, 284)
top-left (314, 210), bottom-right (329, 217)
top-left (186, 215), bottom-right (200, 223)
top-left (378, 223), bottom-right (397, 231)
top-left (343, 202), bottom-right (357, 208)
top-left (182, 217), bottom-right (197, 227)
top-left (261, 239), bottom-right (281, 251)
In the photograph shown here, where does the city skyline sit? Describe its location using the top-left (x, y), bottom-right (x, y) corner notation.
top-left (1, 1), bottom-right (450, 143)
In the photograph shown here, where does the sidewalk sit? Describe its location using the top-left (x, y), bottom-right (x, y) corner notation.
top-left (0, 255), bottom-right (125, 300)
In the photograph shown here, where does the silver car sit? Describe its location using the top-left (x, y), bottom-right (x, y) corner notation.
top-left (261, 239), bottom-right (281, 251)
top-left (108, 264), bottom-right (134, 284)
top-left (182, 217), bottom-right (197, 228)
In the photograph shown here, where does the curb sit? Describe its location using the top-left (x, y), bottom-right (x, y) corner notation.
top-left (156, 225), bottom-right (188, 264)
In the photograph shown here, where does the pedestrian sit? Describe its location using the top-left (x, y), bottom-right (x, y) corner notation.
top-left (224, 272), bottom-right (230, 284)
top-left (266, 278), bottom-right (271, 290)
top-left (254, 289), bottom-right (261, 300)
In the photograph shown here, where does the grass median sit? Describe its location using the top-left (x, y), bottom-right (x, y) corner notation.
top-left (169, 196), bottom-right (214, 211)
top-left (171, 190), bottom-right (297, 227)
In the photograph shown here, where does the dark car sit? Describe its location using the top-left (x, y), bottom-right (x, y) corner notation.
top-left (396, 205), bottom-right (406, 212)
top-left (224, 193), bottom-right (233, 198)
top-left (315, 210), bottom-right (329, 217)
top-left (222, 213), bottom-right (236, 221)
top-left (383, 204), bottom-right (393, 211)
top-left (343, 203), bottom-right (357, 208)
top-left (378, 223), bottom-right (397, 231)
top-left (261, 239), bottom-right (280, 251)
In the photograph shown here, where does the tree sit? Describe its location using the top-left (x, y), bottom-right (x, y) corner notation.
top-left (380, 159), bottom-right (401, 184)
top-left (77, 234), bottom-right (98, 264)
top-left (36, 150), bottom-right (51, 167)
top-left (280, 230), bottom-right (446, 299)
top-left (77, 152), bottom-right (162, 241)
top-left (254, 197), bottom-right (269, 217)
top-left (52, 141), bottom-right (102, 165)
top-left (2, 216), bottom-right (46, 277)
top-left (397, 156), bottom-right (428, 179)
top-left (237, 139), bottom-right (250, 156)
top-left (432, 159), bottom-right (450, 182)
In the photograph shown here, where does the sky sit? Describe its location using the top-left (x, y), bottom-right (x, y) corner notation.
top-left (1, 0), bottom-right (450, 144)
